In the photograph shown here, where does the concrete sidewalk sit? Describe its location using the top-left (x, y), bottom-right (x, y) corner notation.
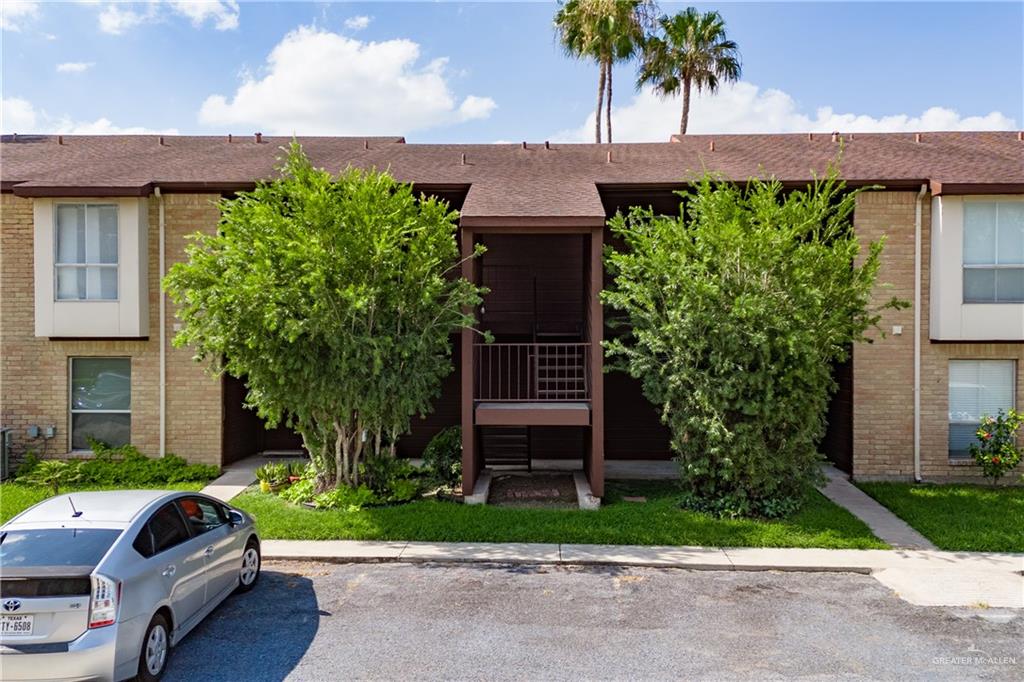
top-left (261, 539), bottom-right (1024, 609)
top-left (817, 464), bottom-right (936, 550)
top-left (201, 455), bottom-right (289, 501)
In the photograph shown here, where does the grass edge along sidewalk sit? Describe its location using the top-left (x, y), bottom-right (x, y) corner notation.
top-left (233, 480), bottom-right (888, 550)
top-left (857, 481), bottom-right (1024, 553)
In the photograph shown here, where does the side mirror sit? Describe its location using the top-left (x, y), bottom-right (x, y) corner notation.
top-left (227, 510), bottom-right (245, 527)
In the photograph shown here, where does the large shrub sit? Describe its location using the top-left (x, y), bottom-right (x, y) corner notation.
top-left (603, 170), bottom-right (902, 517)
top-left (164, 144), bottom-right (486, 491)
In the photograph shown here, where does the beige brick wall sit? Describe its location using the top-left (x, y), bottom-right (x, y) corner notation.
top-left (852, 190), bottom-right (1024, 481)
top-left (0, 193), bottom-right (224, 466)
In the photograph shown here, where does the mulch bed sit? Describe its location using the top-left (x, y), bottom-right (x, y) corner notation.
top-left (489, 473), bottom-right (578, 509)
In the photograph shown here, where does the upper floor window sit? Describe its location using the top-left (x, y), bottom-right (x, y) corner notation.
top-left (55, 203), bottom-right (118, 301)
top-left (963, 201), bottom-right (1024, 303)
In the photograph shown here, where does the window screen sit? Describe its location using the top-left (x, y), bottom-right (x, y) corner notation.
top-left (70, 357), bottom-right (130, 449)
top-left (948, 360), bottom-right (1016, 458)
top-left (55, 203), bottom-right (118, 300)
top-left (963, 202), bottom-right (1024, 303)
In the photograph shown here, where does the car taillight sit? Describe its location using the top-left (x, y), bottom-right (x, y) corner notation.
top-left (88, 574), bottom-right (120, 629)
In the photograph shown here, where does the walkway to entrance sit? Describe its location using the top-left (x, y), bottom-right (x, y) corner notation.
top-left (818, 465), bottom-right (937, 550)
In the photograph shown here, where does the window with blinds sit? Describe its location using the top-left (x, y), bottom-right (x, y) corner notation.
top-left (948, 360), bottom-right (1016, 459)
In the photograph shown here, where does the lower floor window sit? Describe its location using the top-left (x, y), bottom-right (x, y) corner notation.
top-left (70, 357), bottom-right (131, 450)
top-left (948, 359), bottom-right (1016, 459)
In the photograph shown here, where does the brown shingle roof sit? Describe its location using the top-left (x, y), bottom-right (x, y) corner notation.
top-left (2, 132), bottom-right (1022, 220)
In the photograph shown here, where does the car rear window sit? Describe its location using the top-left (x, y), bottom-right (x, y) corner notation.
top-left (0, 529), bottom-right (122, 568)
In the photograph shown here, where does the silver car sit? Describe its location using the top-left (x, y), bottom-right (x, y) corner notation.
top-left (0, 490), bottom-right (261, 681)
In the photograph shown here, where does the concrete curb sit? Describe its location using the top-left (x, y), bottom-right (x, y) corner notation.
top-left (260, 540), bottom-right (1024, 607)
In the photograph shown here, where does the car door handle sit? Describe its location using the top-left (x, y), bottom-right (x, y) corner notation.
top-left (162, 564), bottom-right (176, 577)
top-left (204, 545), bottom-right (214, 557)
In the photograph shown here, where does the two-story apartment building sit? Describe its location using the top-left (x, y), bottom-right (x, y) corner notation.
top-left (1, 131), bottom-right (1022, 497)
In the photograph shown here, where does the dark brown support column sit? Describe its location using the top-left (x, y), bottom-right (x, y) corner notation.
top-left (460, 227), bottom-right (478, 496)
top-left (588, 227), bottom-right (605, 497)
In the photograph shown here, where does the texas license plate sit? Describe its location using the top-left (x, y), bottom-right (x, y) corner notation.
top-left (0, 615), bottom-right (34, 635)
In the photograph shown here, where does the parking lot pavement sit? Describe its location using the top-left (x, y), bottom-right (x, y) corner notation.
top-left (166, 561), bottom-right (1023, 681)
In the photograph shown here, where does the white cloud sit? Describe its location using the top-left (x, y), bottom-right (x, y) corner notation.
top-left (555, 81), bottom-right (1018, 142)
top-left (56, 61), bottom-right (95, 73)
top-left (1, 1), bottom-right (40, 31)
top-left (98, 3), bottom-right (152, 35)
top-left (458, 95), bottom-right (498, 122)
top-left (96, 1), bottom-right (239, 35)
top-left (1, 96), bottom-right (178, 135)
top-left (167, 1), bottom-right (238, 31)
top-left (198, 26), bottom-right (497, 135)
top-left (344, 15), bottom-right (371, 31)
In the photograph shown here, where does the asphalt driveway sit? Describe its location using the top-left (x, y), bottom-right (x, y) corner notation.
top-left (165, 561), bottom-right (1023, 681)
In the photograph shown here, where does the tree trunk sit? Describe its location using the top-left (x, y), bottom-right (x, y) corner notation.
top-left (595, 60), bottom-right (606, 144)
top-left (335, 423), bottom-right (348, 487)
top-left (351, 426), bottom-right (365, 486)
top-left (680, 76), bottom-right (692, 135)
top-left (605, 58), bottom-right (613, 143)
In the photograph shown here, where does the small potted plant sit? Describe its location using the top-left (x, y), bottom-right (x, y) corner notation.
top-left (288, 461), bottom-right (307, 483)
top-left (255, 463), bottom-right (275, 493)
top-left (969, 409), bottom-right (1023, 486)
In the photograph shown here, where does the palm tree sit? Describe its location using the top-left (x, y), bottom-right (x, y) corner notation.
top-left (555, 0), bottom-right (655, 143)
top-left (638, 7), bottom-right (741, 136)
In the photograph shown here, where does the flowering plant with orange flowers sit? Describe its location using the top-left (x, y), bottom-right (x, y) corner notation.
top-left (969, 409), bottom-right (1023, 486)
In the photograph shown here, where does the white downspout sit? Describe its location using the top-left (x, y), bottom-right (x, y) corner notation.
top-left (913, 183), bottom-right (927, 483)
top-left (156, 187), bottom-right (167, 458)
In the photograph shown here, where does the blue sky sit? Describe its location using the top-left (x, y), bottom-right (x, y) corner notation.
top-left (2, 1), bottom-right (1021, 142)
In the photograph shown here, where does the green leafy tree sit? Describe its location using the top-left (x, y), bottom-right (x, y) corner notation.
top-left (638, 7), bottom-right (741, 135)
top-left (555, 0), bottom-right (656, 143)
top-left (603, 168), bottom-right (904, 517)
top-left (969, 410), bottom-right (1023, 486)
top-left (164, 144), bottom-right (486, 490)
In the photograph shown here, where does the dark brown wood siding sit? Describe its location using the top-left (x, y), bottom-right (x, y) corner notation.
top-left (821, 356), bottom-right (854, 473)
top-left (604, 371), bottom-right (674, 460)
top-left (478, 234), bottom-right (585, 338)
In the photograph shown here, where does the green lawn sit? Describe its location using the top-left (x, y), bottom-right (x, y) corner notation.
top-left (857, 482), bottom-right (1024, 553)
top-left (233, 480), bottom-right (887, 549)
top-left (0, 482), bottom-right (206, 524)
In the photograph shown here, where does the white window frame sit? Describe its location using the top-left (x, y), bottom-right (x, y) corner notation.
top-left (961, 199), bottom-right (1024, 304)
top-left (53, 202), bottom-right (120, 302)
top-left (69, 357), bottom-right (131, 452)
top-left (947, 359), bottom-right (1017, 460)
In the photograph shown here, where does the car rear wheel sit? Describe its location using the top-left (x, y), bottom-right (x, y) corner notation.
top-left (236, 538), bottom-right (260, 593)
top-left (137, 612), bottom-right (170, 681)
